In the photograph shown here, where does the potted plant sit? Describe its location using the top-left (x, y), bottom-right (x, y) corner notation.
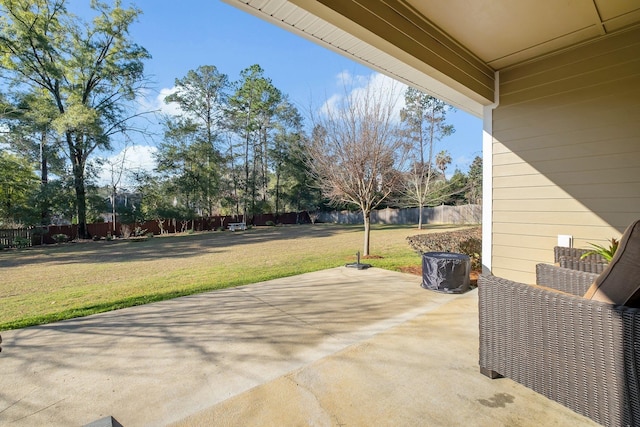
top-left (581, 237), bottom-right (619, 262)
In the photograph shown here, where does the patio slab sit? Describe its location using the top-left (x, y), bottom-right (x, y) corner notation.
top-left (0, 267), bottom-right (597, 426)
top-left (171, 283), bottom-right (598, 427)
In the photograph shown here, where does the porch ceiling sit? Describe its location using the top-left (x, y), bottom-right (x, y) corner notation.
top-left (222, 0), bottom-right (640, 117)
top-left (406, 0), bottom-right (640, 70)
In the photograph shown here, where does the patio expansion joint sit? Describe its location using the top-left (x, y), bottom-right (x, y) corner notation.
top-left (3, 395), bottom-right (68, 424)
top-left (282, 374), bottom-right (340, 425)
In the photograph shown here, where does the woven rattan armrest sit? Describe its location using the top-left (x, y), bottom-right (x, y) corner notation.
top-left (535, 263), bottom-right (598, 296)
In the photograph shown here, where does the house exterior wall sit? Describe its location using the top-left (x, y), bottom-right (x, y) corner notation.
top-left (491, 26), bottom-right (640, 282)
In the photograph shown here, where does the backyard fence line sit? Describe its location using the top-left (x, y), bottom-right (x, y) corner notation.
top-left (0, 211), bottom-right (312, 246)
top-left (317, 204), bottom-right (482, 225)
top-left (1, 206), bottom-right (480, 248)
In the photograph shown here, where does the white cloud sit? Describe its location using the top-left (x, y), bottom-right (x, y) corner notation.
top-left (335, 70), bottom-right (353, 86)
top-left (137, 86), bottom-right (182, 117)
top-left (320, 71), bottom-right (407, 120)
top-left (335, 70), bottom-right (370, 88)
top-left (157, 87), bottom-right (182, 116)
top-left (318, 93), bottom-right (342, 117)
top-left (95, 145), bottom-right (158, 187)
top-left (124, 145), bottom-right (158, 171)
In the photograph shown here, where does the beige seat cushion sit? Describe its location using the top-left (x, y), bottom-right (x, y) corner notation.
top-left (584, 219), bottom-right (640, 307)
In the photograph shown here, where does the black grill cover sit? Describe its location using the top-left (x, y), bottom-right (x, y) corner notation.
top-left (421, 252), bottom-right (470, 293)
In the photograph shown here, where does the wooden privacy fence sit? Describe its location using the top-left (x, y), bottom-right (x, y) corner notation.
top-left (2, 211), bottom-right (312, 246)
top-left (1, 207), bottom-right (479, 247)
top-left (317, 204), bottom-right (482, 225)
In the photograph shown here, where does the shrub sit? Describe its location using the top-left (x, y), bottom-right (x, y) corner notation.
top-left (407, 227), bottom-right (482, 271)
top-left (458, 237), bottom-right (482, 271)
top-left (52, 234), bottom-right (69, 244)
top-left (265, 220), bottom-right (275, 227)
top-left (12, 237), bottom-right (30, 248)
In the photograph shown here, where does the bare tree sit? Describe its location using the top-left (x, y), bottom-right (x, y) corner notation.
top-left (307, 79), bottom-right (408, 255)
top-left (102, 145), bottom-right (130, 234)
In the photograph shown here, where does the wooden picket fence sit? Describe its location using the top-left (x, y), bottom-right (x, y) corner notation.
top-left (0, 228), bottom-right (35, 248)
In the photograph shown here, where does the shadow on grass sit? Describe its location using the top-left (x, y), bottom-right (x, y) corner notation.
top-left (0, 223), bottom-right (467, 270)
top-left (0, 223), bottom-right (461, 330)
top-left (0, 224), bottom-right (360, 268)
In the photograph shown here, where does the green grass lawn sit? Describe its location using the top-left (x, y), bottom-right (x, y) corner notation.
top-left (0, 223), bottom-right (467, 330)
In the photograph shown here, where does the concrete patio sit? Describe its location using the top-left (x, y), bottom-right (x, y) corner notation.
top-left (0, 267), bottom-right (597, 426)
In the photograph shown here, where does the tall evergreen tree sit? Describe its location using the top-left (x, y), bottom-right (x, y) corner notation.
top-left (400, 88), bottom-right (455, 229)
top-left (226, 64), bottom-right (282, 220)
top-left (0, 0), bottom-right (150, 237)
top-left (155, 118), bottom-right (200, 219)
top-left (435, 150), bottom-right (452, 178)
top-left (0, 91), bottom-right (65, 225)
top-left (466, 156), bottom-right (483, 204)
top-left (0, 151), bottom-right (39, 226)
top-left (269, 97), bottom-right (304, 220)
top-left (161, 65), bottom-right (229, 216)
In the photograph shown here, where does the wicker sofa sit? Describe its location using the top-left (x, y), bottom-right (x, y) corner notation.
top-left (479, 263), bottom-right (640, 426)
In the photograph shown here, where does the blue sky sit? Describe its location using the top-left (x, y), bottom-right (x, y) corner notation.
top-left (88, 0), bottom-right (483, 181)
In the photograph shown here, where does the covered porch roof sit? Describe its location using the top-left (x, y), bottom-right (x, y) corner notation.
top-left (222, 0), bottom-right (640, 117)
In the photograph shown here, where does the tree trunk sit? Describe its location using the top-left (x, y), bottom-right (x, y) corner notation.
top-left (206, 154), bottom-right (212, 217)
top-left (363, 209), bottom-right (371, 256)
top-left (418, 204), bottom-right (423, 230)
top-left (251, 150), bottom-right (258, 215)
top-left (262, 128), bottom-right (269, 203)
top-left (230, 144), bottom-right (241, 218)
top-left (111, 186), bottom-right (117, 233)
top-left (275, 169), bottom-right (281, 222)
top-left (244, 134), bottom-right (250, 219)
top-left (65, 131), bottom-right (90, 239)
top-left (70, 132), bottom-right (90, 239)
top-left (40, 131), bottom-right (49, 227)
top-left (73, 162), bottom-right (89, 239)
